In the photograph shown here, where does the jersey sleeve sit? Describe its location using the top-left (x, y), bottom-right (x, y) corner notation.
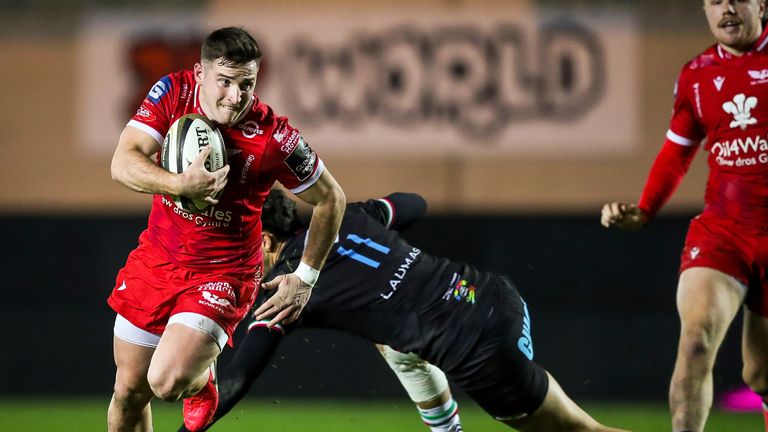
top-left (666, 67), bottom-right (706, 146)
top-left (359, 192), bottom-right (428, 232)
top-left (636, 66), bottom-right (704, 218)
top-left (126, 74), bottom-right (177, 145)
top-left (637, 138), bottom-right (700, 218)
top-left (267, 119), bottom-right (325, 194)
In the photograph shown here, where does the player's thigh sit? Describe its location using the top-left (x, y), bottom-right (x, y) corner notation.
top-left (676, 267), bottom-right (744, 335)
top-left (113, 335), bottom-right (155, 394)
top-left (149, 321), bottom-right (221, 386)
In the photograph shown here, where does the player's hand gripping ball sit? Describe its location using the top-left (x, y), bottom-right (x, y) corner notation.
top-left (161, 114), bottom-right (227, 212)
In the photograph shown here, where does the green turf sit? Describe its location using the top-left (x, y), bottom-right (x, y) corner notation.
top-left (0, 398), bottom-right (761, 431)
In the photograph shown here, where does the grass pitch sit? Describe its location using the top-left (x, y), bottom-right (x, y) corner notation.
top-left (0, 398), bottom-right (761, 431)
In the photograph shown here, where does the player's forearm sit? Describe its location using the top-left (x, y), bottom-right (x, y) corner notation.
top-left (637, 139), bottom-right (698, 218)
top-left (111, 149), bottom-right (181, 196)
top-left (301, 186), bottom-right (345, 270)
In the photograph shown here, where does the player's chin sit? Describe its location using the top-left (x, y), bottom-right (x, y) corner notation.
top-left (213, 109), bottom-right (240, 126)
top-left (717, 29), bottom-right (746, 45)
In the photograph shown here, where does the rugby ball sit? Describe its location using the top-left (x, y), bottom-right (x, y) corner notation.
top-left (161, 114), bottom-right (227, 213)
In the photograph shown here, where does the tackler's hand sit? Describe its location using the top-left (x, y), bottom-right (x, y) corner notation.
top-left (253, 273), bottom-right (313, 327)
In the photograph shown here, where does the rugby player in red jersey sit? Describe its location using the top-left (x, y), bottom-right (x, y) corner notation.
top-left (602, 1), bottom-right (768, 431)
top-left (107, 27), bottom-right (345, 432)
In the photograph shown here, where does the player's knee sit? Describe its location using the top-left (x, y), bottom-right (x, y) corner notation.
top-left (380, 345), bottom-right (422, 372)
top-left (379, 346), bottom-right (447, 403)
top-left (679, 338), bottom-right (713, 360)
top-left (147, 366), bottom-right (189, 402)
top-left (113, 366), bottom-right (153, 405)
top-left (148, 378), bottom-right (187, 402)
top-left (678, 325), bottom-right (720, 361)
top-left (113, 381), bottom-right (152, 408)
top-left (742, 363), bottom-right (768, 396)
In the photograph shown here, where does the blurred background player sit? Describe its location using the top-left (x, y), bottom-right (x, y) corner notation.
top-left (601, 1), bottom-right (768, 431)
top-left (188, 189), bottom-right (632, 432)
top-left (107, 27), bottom-right (345, 432)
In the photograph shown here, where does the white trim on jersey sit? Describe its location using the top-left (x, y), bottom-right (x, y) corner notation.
top-left (127, 120), bottom-right (164, 145)
top-left (289, 159), bottom-right (326, 195)
top-left (376, 198), bottom-right (395, 228)
top-left (167, 312), bottom-right (228, 350)
top-left (194, 83), bottom-right (199, 109)
top-left (758, 35), bottom-right (768, 52)
top-left (666, 129), bottom-right (698, 147)
top-left (114, 314), bottom-right (161, 348)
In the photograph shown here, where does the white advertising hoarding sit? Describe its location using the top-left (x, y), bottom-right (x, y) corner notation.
top-left (77, 7), bottom-right (638, 159)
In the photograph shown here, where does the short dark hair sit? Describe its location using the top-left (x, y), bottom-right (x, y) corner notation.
top-left (262, 189), bottom-right (302, 241)
top-left (201, 26), bottom-right (261, 66)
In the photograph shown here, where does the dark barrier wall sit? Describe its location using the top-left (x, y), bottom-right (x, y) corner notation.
top-left (0, 213), bottom-right (745, 400)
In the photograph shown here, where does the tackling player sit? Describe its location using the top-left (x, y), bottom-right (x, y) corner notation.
top-left (601, 1), bottom-right (768, 431)
top-left (107, 27), bottom-right (345, 432)
top-left (182, 189), bottom-right (632, 432)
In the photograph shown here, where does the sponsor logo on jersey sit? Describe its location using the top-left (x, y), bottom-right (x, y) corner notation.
top-left (381, 247), bottom-right (421, 300)
top-left (198, 281), bottom-right (235, 312)
top-left (713, 76), bottom-right (725, 91)
top-left (239, 154), bottom-right (256, 184)
top-left (517, 300), bottom-right (534, 360)
top-left (710, 134), bottom-right (768, 167)
top-left (690, 54), bottom-right (715, 69)
top-left (202, 290), bottom-right (232, 307)
top-left (239, 120), bottom-right (264, 138)
top-left (136, 106), bottom-right (154, 120)
top-left (690, 247), bottom-right (700, 260)
top-left (117, 281), bottom-right (127, 291)
top-left (723, 93), bottom-right (758, 130)
top-left (147, 76), bottom-right (172, 105)
top-left (748, 69), bottom-right (768, 86)
top-left (279, 130), bottom-right (301, 153)
top-left (441, 274), bottom-right (476, 304)
top-left (253, 265), bottom-right (263, 289)
top-left (693, 82), bottom-right (703, 118)
top-left (160, 195), bottom-right (234, 227)
top-left (749, 69), bottom-right (768, 80)
top-left (283, 136), bottom-right (317, 181)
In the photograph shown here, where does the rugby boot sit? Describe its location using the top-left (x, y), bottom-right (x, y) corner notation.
top-left (183, 360), bottom-right (218, 432)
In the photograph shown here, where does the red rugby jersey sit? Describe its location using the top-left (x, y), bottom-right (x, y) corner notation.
top-left (126, 70), bottom-right (324, 271)
top-left (662, 27), bottom-right (768, 227)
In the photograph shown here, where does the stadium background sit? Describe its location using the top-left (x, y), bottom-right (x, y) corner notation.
top-left (0, 0), bottom-right (759, 430)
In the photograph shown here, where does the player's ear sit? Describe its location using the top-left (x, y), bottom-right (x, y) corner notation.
top-left (262, 232), bottom-right (276, 252)
top-left (193, 62), bottom-right (204, 84)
